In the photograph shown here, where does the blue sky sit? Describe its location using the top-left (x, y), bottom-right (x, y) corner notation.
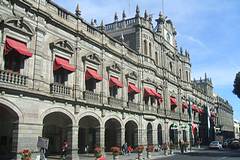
top-left (55, 0), bottom-right (240, 120)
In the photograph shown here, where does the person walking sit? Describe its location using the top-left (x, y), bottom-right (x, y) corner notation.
top-left (61, 140), bottom-right (68, 159)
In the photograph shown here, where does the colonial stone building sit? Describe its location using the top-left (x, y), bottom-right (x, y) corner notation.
top-left (0, 0), bottom-right (223, 159)
top-left (214, 94), bottom-right (234, 140)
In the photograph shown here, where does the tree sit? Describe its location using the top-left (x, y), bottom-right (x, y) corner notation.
top-left (233, 72), bottom-right (240, 98)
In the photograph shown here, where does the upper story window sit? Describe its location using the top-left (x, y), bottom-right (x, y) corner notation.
top-left (85, 67), bottom-right (103, 92)
top-left (149, 43), bottom-right (152, 58)
top-left (4, 37), bottom-right (32, 73)
top-left (144, 40), bottom-right (148, 56)
top-left (109, 76), bottom-right (123, 98)
top-left (179, 69), bottom-right (182, 78)
top-left (169, 62), bottom-right (173, 72)
top-left (186, 71), bottom-right (189, 82)
top-left (144, 87), bottom-right (162, 106)
top-left (155, 52), bottom-right (158, 65)
top-left (53, 56), bottom-right (76, 85)
top-left (128, 82), bottom-right (140, 102)
top-left (170, 96), bottom-right (177, 112)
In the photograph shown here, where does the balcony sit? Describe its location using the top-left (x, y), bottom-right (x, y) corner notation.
top-left (166, 110), bottom-right (180, 120)
top-left (181, 113), bottom-right (189, 121)
top-left (157, 108), bottom-right (166, 117)
top-left (50, 83), bottom-right (71, 96)
top-left (83, 90), bottom-right (102, 104)
top-left (0, 70), bottom-right (27, 86)
top-left (127, 101), bottom-right (140, 111)
top-left (144, 104), bottom-right (157, 113)
top-left (108, 97), bottom-right (123, 108)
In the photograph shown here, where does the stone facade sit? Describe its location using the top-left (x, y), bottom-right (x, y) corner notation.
top-left (214, 95), bottom-right (234, 140)
top-left (0, 0), bottom-right (231, 159)
top-left (234, 120), bottom-right (240, 139)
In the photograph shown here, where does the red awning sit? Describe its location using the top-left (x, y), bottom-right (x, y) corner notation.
top-left (170, 97), bottom-right (177, 106)
top-left (144, 87), bottom-right (155, 97)
top-left (128, 83), bottom-right (141, 94)
top-left (109, 76), bottom-right (123, 88)
top-left (192, 104), bottom-right (199, 112)
top-left (182, 102), bottom-right (188, 109)
top-left (192, 123), bottom-right (198, 135)
top-left (53, 57), bottom-right (76, 72)
top-left (4, 37), bottom-right (32, 57)
top-left (211, 112), bottom-right (216, 117)
top-left (199, 108), bottom-right (204, 114)
top-left (85, 68), bottom-right (103, 81)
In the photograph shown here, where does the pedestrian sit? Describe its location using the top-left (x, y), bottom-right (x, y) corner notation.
top-left (61, 140), bottom-right (68, 159)
top-left (127, 145), bottom-right (133, 155)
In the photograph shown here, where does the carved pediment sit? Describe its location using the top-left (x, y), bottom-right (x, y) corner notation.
top-left (50, 39), bottom-right (75, 55)
top-left (142, 77), bottom-right (157, 87)
top-left (126, 71), bottom-right (137, 80)
top-left (107, 62), bottom-right (121, 73)
top-left (82, 53), bottom-right (102, 65)
top-left (4, 17), bottom-right (34, 37)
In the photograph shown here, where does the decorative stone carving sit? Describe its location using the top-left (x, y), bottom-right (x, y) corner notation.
top-left (126, 71), bottom-right (137, 80)
top-left (82, 53), bottom-right (102, 65)
top-left (107, 62), bottom-right (121, 73)
top-left (4, 17), bottom-right (35, 37)
top-left (50, 39), bottom-right (75, 55)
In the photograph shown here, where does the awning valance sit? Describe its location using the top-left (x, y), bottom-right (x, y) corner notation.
top-left (170, 97), bottom-right (177, 106)
top-left (85, 68), bottom-right (103, 81)
top-left (109, 76), bottom-right (123, 88)
top-left (128, 83), bottom-right (141, 94)
top-left (199, 108), bottom-right (204, 114)
top-left (4, 37), bottom-right (32, 57)
top-left (53, 57), bottom-right (76, 72)
top-left (144, 87), bottom-right (155, 97)
top-left (192, 104), bottom-right (199, 112)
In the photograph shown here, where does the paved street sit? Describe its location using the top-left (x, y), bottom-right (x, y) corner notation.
top-left (157, 149), bottom-right (240, 160)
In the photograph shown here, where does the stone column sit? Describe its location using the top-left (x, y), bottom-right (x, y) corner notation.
top-left (100, 127), bottom-right (105, 149)
top-left (119, 127), bottom-right (124, 146)
top-left (163, 120), bottom-right (169, 144)
top-left (16, 123), bottom-right (43, 159)
top-left (69, 125), bottom-right (79, 159)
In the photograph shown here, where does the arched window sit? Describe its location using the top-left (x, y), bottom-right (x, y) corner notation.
top-left (155, 52), bottom-right (158, 65)
top-left (149, 43), bottom-right (152, 58)
top-left (144, 40), bottom-right (148, 56)
top-left (169, 62), bottom-right (173, 72)
top-left (179, 69), bottom-right (182, 78)
top-left (186, 71), bottom-right (188, 82)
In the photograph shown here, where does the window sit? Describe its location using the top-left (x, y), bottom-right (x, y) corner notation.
top-left (128, 93), bottom-right (135, 102)
top-left (144, 40), bottom-right (148, 56)
top-left (144, 96), bottom-right (149, 105)
top-left (4, 53), bottom-right (23, 72)
top-left (186, 71), bottom-right (188, 81)
top-left (149, 43), bottom-right (152, 58)
top-left (169, 62), bottom-right (173, 72)
top-left (179, 69), bottom-right (182, 78)
top-left (54, 69), bottom-right (68, 84)
top-left (86, 78), bottom-right (96, 92)
top-left (110, 86), bottom-right (118, 97)
top-left (155, 52), bottom-right (158, 65)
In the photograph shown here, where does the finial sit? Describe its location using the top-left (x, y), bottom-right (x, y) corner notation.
top-left (114, 12), bottom-right (118, 22)
top-left (93, 19), bottom-right (97, 25)
top-left (144, 10), bottom-right (148, 19)
top-left (122, 10), bottom-right (126, 20)
top-left (120, 33), bottom-right (124, 42)
top-left (75, 3), bottom-right (81, 17)
top-left (180, 47), bottom-right (183, 54)
top-left (135, 4), bottom-right (140, 17)
top-left (100, 20), bottom-right (105, 31)
top-left (91, 19), bottom-right (94, 25)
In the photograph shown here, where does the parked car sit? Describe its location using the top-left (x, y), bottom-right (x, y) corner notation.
top-left (209, 141), bottom-right (223, 150)
top-left (229, 140), bottom-right (240, 149)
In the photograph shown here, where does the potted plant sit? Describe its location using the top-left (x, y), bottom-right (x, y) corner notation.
top-left (146, 145), bottom-right (154, 159)
top-left (162, 143), bottom-right (168, 156)
top-left (135, 145), bottom-right (144, 160)
top-left (94, 147), bottom-right (106, 160)
top-left (20, 149), bottom-right (32, 160)
top-left (169, 142), bottom-right (175, 155)
top-left (111, 146), bottom-right (120, 160)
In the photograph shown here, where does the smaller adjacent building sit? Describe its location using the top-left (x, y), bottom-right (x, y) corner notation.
top-left (214, 94), bottom-right (234, 141)
top-left (234, 120), bottom-right (240, 139)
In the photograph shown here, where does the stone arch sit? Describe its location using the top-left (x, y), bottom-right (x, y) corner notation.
top-left (78, 113), bottom-right (102, 153)
top-left (0, 98), bottom-right (21, 157)
top-left (78, 111), bottom-right (103, 127)
top-left (157, 123), bottom-right (163, 145)
top-left (103, 115), bottom-right (123, 128)
top-left (0, 97), bottom-right (23, 122)
top-left (104, 118), bottom-right (122, 151)
top-left (169, 123), bottom-right (178, 145)
top-left (42, 111), bottom-right (73, 155)
top-left (40, 107), bottom-right (76, 126)
top-left (123, 117), bottom-right (139, 127)
top-left (147, 123), bottom-right (153, 145)
top-left (125, 120), bottom-right (138, 147)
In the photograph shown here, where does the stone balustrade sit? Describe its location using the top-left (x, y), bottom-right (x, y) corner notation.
top-left (108, 97), bottom-right (123, 108)
top-left (127, 101), bottom-right (140, 111)
top-left (0, 70), bottom-right (27, 86)
top-left (83, 90), bottom-right (102, 104)
top-left (50, 83), bottom-right (71, 96)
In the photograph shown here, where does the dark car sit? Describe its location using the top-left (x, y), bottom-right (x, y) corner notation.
top-left (229, 140), bottom-right (240, 149)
